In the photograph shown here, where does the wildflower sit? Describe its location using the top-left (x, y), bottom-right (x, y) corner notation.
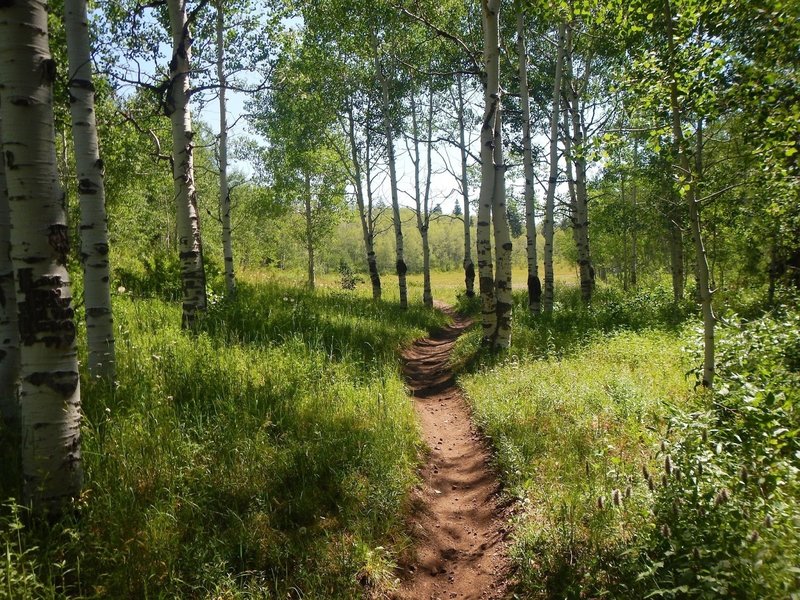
top-left (764, 514), bottom-right (773, 528)
top-left (714, 488), bottom-right (730, 506)
top-left (749, 530), bottom-right (760, 543)
top-left (715, 442), bottom-right (723, 455)
top-left (661, 440), bottom-right (668, 452)
top-left (597, 496), bottom-right (605, 510)
top-left (117, 285), bottom-right (126, 293)
top-left (612, 489), bottom-right (621, 507)
top-left (673, 467), bottom-right (681, 481)
top-left (664, 455), bottom-right (673, 476)
top-left (648, 477), bottom-right (655, 492)
top-left (661, 474), bottom-right (668, 487)
top-left (661, 524), bottom-right (671, 538)
top-left (625, 486), bottom-right (632, 499)
top-left (642, 465), bottom-right (650, 481)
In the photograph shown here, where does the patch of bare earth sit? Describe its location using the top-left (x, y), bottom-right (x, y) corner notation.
top-left (391, 305), bottom-right (512, 600)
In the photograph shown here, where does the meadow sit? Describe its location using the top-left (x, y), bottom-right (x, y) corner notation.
top-left (1, 270), bottom-right (447, 598)
top-left (2, 265), bottom-right (798, 599)
top-left (456, 285), bottom-right (800, 598)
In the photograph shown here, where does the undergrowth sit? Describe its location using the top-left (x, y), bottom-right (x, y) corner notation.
top-left (457, 284), bottom-right (800, 598)
top-left (0, 279), bottom-right (447, 598)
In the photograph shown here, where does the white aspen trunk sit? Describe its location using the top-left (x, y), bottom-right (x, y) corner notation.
top-left (167, 0), bottom-right (207, 327)
top-left (0, 0), bottom-right (82, 514)
top-left (492, 107), bottom-right (513, 349)
top-left (456, 75), bottom-right (475, 298)
top-left (216, 0), bottom-right (235, 295)
top-left (564, 24), bottom-right (593, 304)
top-left (563, 103), bottom-right (580, 280)
top-left (0, 120), bottom-right (19, 428)
top-left (422, 85), bottom-right (434, 308)
top-left (347, 102), bottom-right (381, 299)
top-left (517, 10), bottom-right (540, 314)
top-left (304, 172), bottom-right (315, 290)
top-left (477, 0), bottom-right (501, 342)
top-left (543, 23), bottom-right (566, 313)
top-left (65, 0), bottom-right (115, 381)
top-left (665, 0), bottom-right (714, 387)
top-left (375, 47), bottom-right (407, 308)
top-left (630, 141), bottom-right (638, 288)
top-left (410, 91), bottom-right (434, 308)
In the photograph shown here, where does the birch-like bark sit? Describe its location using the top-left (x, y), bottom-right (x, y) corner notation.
top-left (422, 87), bottom-right (434, 307)
top-left (543, 23), bottom-right (566, 313)
top-left (304, 172), bottom-right (315, 290)
top-left (492, 107), bottom-right (513, 348)
top-left (0, 120), bottom-right (19, 428)
top-left (456, 75), bottom-right (475, 298)
top-left (477, 0), bottom-right (501, 341)
top-left (375, 45), bottom-right (407, 308)
top-left (517, 10), bottom-right (540, 314)
top-left (216, 0), bottom-right (235, 294)
top-left (167, 0), bottom-right (207, 327)
top-left (410, 90), bottom-right (433, 307)
top-left (0, 0), bottom-right (82, 513)
top-left (665, 0), bottom-right (714, 387)
top-left (347, 102), bottom-right (381, 299)
top-left (630, 139), bottom-right (638, 287)
top-left (65, 0), bottom-right (115, 380)
top-left (564, 24), bottom-right (593, 303)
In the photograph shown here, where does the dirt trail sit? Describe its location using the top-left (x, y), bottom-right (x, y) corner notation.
top-left (392, 305), bottom-right (511, 600)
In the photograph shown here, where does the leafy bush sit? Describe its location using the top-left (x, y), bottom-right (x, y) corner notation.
top-left (621, 307), bottom-right (800, 598)
top-left (338, 260), bottom-right (363, 291)
top-left (458, 286), bottom-right (799, 598)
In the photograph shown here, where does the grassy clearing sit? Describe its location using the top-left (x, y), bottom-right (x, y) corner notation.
top-left (460, 326), bottom-right (689, 597)
top-left (456, 286), bottom-right (800, 598)
top-left (307, 264), bottom-right (578, 308)
top-left (0, 278), bottom-right (446, 598)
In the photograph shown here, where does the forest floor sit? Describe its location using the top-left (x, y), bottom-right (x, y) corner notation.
top-left (393, 304), bottom-right (512, 600)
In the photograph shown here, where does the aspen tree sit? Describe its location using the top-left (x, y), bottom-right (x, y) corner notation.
top-left (455, 74), bottom-right (475, 298)
top-left (491, 108), bottom-right (513, 348)
top-left (375, 41), bottom-right (407, 308)
top-left (543, 23), bottom-right (565, 313)
top-left (303, 172), bottom-right (315, 290)
top-left (664, 0), bottom-right (714, 386)
top-left (216, 0), bottom-right (235, 294)
top-left (517, 9), bottom-right (540, 314)
top-left (477, 0), bottom-right (501, 341)
top-left (65, 0), bottom-right (115, 379)
top-left (346, 101), bottom-right (381, 299)
top-left (0, 0), bottom-right (82, 513)
top-left (563, 23), bottom-right (594, 303)
top-left (166, 0), bottom-right (207, 327)
top-left (409, 87), bottom-right (435, 308)
top-left (0, 120), bottom-right (19, 428)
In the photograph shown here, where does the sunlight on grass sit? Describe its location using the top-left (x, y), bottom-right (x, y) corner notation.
top-left (0, 278), bottom-right (447, 598)
top-left (460, 330), bottom-right (691, 597)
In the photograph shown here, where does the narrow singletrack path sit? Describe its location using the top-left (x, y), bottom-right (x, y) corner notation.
top-left (392, 304), bottom-right (511, 600)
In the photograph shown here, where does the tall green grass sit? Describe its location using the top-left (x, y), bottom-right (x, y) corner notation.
top-left (456, 285), bottom-right (800, 598)
top-left (1, 279), bottom-right (447, 598)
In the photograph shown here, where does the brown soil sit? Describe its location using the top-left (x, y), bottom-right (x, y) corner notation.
top-left (391, 305), bottom-right (512, 600)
